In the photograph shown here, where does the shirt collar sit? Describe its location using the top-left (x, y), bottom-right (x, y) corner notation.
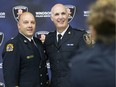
top-left (19, 32), bottom-right (33, 42)
top-left (57, 25), bottom-right (69, 37)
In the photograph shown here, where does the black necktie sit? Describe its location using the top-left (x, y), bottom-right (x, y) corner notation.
top-left (57, 34), bottom-right (62, 46)
top-left (31, 39), bottom-right (34, 44)
top-left (31, 39), bottom-right (39, 52)
top-left (31, 39), bottom-right (36, 46)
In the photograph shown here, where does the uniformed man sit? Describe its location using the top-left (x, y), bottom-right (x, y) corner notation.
top-left (2, 12), bottom-right (49, 87)
top-left (44, 4), bottom-right (86, 87)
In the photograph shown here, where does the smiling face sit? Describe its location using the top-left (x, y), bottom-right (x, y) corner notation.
top-left (51, 4), bottom-right (69, 32)
top-left (17, 12), bottom-right (36, 38)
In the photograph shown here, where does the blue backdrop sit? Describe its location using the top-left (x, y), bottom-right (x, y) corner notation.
top-left (0, 0), bottom-right (96, 86)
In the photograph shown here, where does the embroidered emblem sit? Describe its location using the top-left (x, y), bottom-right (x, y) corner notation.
top-left (6, 44), bottom-right (14, 52)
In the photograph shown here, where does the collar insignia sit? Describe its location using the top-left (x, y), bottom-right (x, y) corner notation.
top-left (24, 40), bottom-right (27, 43)
top-left (68, 31), bottom-right (71, 34)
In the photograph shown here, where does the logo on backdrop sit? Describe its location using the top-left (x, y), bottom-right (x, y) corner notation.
top-left (35, 31), bottom-right (49, 43)
top-left (0, 12), bottom-right (5, 18)
top-left (84, 11), bottom-right (90, 16)
top-left (0, 81), bottom-right (5, 87)
top-left (35, 5), bottom-right (76, 23)
top-left (0, 63), bottom-right (2, 69)
top-left (0, 32), bottom-right (4, 46)
top-left (12, 5), bottom-right (28, 22)
top-left (35, 12), bottom-right (51, 17)
top-left (65, 5), bottom-right (76, 23)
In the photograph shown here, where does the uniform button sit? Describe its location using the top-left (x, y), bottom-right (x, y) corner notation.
top-left (46, 81), bottom-right (48, 84)
top-left (57, 61), bottom-right (59, 63)
top-left (40, 82), bottom-right (43, 85)
top-left (39, 66), bottom-right (41, 68)
top-left (40, 74), bottom-right (42, 76)
top-left (57, 50), bottom-right (59, 52)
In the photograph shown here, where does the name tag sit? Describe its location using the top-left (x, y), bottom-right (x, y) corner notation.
top-left (27, 55), bottom-right (34, 59)
top-left (66, 44), bottom-right (74, 46)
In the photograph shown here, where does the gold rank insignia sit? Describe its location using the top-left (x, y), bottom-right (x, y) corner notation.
top-left (27, 55), bottom-right (34, 59)
top-left (6, 43), bottom-right (14, 52)
top-left (15, 86), bottom-right (19, 87)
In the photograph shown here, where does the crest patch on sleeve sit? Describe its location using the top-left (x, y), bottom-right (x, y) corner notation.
top-left (6, 43), bottom-right (14, 52)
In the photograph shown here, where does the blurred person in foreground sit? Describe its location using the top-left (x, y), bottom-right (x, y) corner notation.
top-left (2, 12), bottom-right (49, 87)
top-left (44, 3), bottom-right (86, 87)
top-left (70, 0), bottom-right (116, 87)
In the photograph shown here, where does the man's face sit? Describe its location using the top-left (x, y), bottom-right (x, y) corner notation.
top-left (51, 4), bottom-right (69, 30)
top-left (18, 13), bottom-right (36, 38)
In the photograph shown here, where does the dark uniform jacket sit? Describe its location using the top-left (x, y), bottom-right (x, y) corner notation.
top-left (2, 33), bottom-right (49, 87)
top-left (70, 41), bottom-right (115, 87)
top-left (44, 26), bottom-right (86, 87)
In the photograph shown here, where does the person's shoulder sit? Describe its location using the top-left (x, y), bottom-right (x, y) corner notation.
top-left (73, 28), bottom-right (85, 33)
top-left (46, 31), bottom-right (55, 38)
top-left (69, 26), bottom-right (86, 33)
top-left (3, 37), bottom-right (18, 53)
top-left (44, 31), bottom-right (55, 44)
top-left (72, 28), bottom-right (86, 37)
top-left (5, 36), bottom-right (18, 45)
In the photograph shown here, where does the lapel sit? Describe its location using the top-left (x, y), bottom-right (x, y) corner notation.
top-left (51, 31), bottom-right (58, 48)
top-left (57, 26), bottom-right (72, 48)
top-left (18, 33), bottom-right (33, 50)
top-left (18, 33), bottom-right (45, 60)
top-left (34, 37), bottom-right (45, 60)
top-left (53, 31), bottom-right (58, 47)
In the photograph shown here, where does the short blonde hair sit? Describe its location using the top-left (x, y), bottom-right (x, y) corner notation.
top-left (87, 0), bottom-right (116, 43)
